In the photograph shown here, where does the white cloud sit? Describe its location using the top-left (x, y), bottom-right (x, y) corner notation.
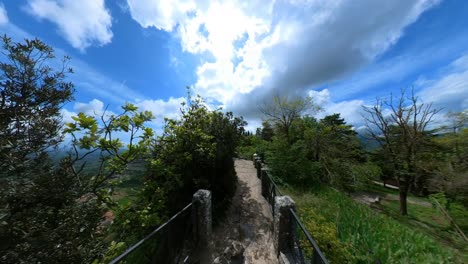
top-left (309, 89), bottom-right (365, 126)
top-left (74, 98), bottom-right (106, 116)
top-left (126, 0), bottom-right (440, 118)
top-left (0, 3), bottom-right (8, 25)
top-left (60, 108), bottom-right (75, 124)
top-left (1, 17), bottom-right (146, 107)
top-left (136, 96), bottom-right (186, 122)
top-left (25, 0), bottom-right (113, 51)
top-left (418, 54), bottom-right (468, 111)
top-left (126, 0), bottom-right (198, 31)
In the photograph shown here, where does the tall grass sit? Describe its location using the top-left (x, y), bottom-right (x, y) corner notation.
top-left (288, 187), bottom-right (463, 263)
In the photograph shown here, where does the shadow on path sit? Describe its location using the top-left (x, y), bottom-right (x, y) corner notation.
top-left (200, 159), bottom-right (278, 264)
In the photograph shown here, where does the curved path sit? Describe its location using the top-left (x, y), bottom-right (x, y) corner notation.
top-left (201, 159), bottom-right (278, 264)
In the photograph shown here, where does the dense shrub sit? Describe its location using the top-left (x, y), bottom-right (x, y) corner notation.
top-left (114, 96), bottom-right (246, 243)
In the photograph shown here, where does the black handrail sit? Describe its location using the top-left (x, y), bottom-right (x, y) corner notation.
top-left (109, 202), bottom-right (193, 264)
top-left (290, 208), bottom-right (329, 264)
top-left (256, 158), bottom-right (328, 264)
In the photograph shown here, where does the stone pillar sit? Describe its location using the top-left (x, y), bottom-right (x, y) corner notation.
top-left (253, 153), bottom-right (258, 166)
top-left (192, 189), bottom-right (212, 248)
top-left (273, 196), bottom-right (296, 256)
top-left (256, 159), bottom-right (262, 178)
top-left (261, 168), bottom-right (269, 198)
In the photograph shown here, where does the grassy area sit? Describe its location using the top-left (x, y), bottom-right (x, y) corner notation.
top-left (363, 184), bottom-right (468, 256)
top-left (284, 186), bottom-right (466, 263)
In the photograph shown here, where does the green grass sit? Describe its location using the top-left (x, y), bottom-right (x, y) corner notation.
top-left (284, 186), bottom-right (465, 263)
top-left (363, 184), bottom-right (468, 256)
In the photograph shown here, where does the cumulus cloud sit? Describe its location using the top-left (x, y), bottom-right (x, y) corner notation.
top-left (25, 0), bottom-right (113, 51)
top-left (60, 108), bottom-right (76, 124)
top-left (136, 97), bottom-right (186, 121)
top-left (74, 99), bottom-right (106, 116)
top-left (126, 0), bottom-right (439, 120)
top-left (0, 3), bottom-right (8, 25)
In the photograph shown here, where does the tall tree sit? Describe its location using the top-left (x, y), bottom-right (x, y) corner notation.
top-left (259, 95), bottom-right (320, 142)
top-left (0, 35), bottom-right (74, 174)
top-left (258, 120), bottom-right (274, 141)
top-left (363, 89), bottom-right (440, 215)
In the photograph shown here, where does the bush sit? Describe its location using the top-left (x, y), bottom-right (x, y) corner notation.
top-left (298, 207), bottom-right (353, 263)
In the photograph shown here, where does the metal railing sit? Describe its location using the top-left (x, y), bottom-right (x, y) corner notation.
top-left (290, 208), bottom-right (329, 264)
top-left (258, 164), bottom-right (283, 216)
top-left (254, 156), bottom-right (329, 264)
top-left (110, 202), bottom-right (194, 264)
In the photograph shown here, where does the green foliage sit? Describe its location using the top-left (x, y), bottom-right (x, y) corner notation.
top-left (298, 207), bottom-right (353, 263)
top-left (260, 95), bottom-right (320, 141)
top-left (1, 96), bottom-right (154, 263)
top-left (0, 156), bottom-right (105, 263)
top-left (289, 187), bottom-right (462, 263)
top-left (268, 136), bottom-right (324, 186)
top-left (0, 36), bottom-right (107, 263)
top-left (430, 127), bottom-right (468, 204)
top-left (257, 120), bottom-right (275, 141)
top-left (266, 113), bottom-right (367, 190)
top-left (112, 95), bottom-right (246, 247)
top-left (147, 95), bottom-right (245, 214)
top-left (0, 35), bottom-right (74, 175)
top-left (64, 103), bottom-right (154, 195)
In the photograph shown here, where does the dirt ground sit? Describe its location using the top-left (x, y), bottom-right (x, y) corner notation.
top-left (201, 159), bottom-right (278, 264)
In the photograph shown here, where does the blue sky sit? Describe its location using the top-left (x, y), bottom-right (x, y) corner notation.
top-left (0, 0), bottom-right (467, 131)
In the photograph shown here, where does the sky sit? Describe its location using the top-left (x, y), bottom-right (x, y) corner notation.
top-left (0, 0), bottom-right (467, 132)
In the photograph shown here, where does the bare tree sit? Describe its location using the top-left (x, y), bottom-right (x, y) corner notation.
top-left (259, 95), bottom-right (320, 142)
top-left (363, 89), bottom-right (440, 215)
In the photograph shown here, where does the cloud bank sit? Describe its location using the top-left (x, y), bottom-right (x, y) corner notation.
top-left (126, 0), bottom-right (440, 122)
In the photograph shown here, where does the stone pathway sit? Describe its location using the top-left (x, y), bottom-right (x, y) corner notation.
top-left (201, 159), bottom-right (278, 264)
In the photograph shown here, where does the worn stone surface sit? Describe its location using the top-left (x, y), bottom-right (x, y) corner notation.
top-left (193, 189), bottom-right (212, 248)
top-left (273, 196), bottom-right (295, 256)
top-left (203, 159), bottom-right (279, 264)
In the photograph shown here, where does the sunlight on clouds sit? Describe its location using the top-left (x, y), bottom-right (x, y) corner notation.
top-left (127, 0), bottom-right (197, 31)
top-left (25, 0), bottom-right (113, 51)
top-left (126, 0), bottom-right (273, 105)
top-left (126, 0), bottom-right (440, 124)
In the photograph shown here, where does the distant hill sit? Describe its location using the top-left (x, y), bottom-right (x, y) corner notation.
top-left (357, 133), bottom-right (380, 151)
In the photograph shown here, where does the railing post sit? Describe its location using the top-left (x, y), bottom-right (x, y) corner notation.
top-left (256, 159), bottom-right (262, 178)
top-left (192, 189), bottom-right (212, 249)
top-left (273, 196), bottom-right (296, 257)
top-left (261, 168), bottom-right (269, 198)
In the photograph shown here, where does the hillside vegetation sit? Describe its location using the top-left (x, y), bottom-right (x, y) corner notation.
top-left (239, 95), bottom-right (467, 263)
top-left (1, 35), bottom-right (467, 264)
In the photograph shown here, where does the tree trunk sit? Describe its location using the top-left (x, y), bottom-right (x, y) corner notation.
top-left (399, 190), bottom-right (408, 216)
